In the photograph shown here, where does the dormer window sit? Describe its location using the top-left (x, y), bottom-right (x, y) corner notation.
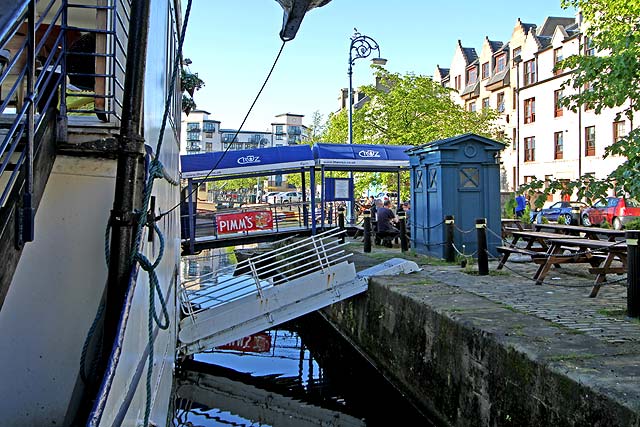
top-left (495, 54), bottom-right (506, 73)
top-left (466, 67), bottom-right (477, 85)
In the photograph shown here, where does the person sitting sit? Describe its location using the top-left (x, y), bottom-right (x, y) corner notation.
top-left (376, 200), bottom-right (399, 247)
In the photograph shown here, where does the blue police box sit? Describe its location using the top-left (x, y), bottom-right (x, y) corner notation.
top-left (407, 133), bottom-right (504, 259)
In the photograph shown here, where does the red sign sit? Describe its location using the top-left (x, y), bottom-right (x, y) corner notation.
top-left (215, 210), bottom-right (273, 234)
top-left (217, 332), bottom-right (272, 353)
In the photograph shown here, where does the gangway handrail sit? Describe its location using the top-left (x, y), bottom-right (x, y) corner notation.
top-left (179, 229), bottom-right (350, 318)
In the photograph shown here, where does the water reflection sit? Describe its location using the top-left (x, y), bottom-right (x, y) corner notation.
top-left (174, 318), bottom-right (434, 426)
top-left (176, 248), bottom-right (435, 426)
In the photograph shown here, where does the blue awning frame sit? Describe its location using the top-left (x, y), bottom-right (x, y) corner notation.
top-left (179, 143), bottom-right (413, 246)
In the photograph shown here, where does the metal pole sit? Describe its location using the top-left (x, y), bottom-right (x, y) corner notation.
top-left (476, 218), bottom-right (489, 275)
top-left (105, 0), bottom-right (151, 364)
top-left (363, 209), bottom-right (372, 253)
top-left (310, 168), bottom-right (316, 235)
top-left (22, 0), bottom-right (36, 243)
top-left (338, 206), bottom-right (345, 244)
top-left (627, 231), bottom-right (640, 317)
top-left (445, 215), bottom-right (455, 262)
top-left (398, 210), bottom-right (408, 252)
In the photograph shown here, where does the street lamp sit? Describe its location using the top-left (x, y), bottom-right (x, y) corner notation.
top-left (347, 29), bottom-right (386, 223)
top-left (348, 28), bottom-right (386, 146)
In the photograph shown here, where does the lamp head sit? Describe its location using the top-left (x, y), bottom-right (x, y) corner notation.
top-left (371, 57), bottom-right (387, 66)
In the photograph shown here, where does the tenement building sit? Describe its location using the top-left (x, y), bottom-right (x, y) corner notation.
top-left (435, 15), bottom-right (629, 197)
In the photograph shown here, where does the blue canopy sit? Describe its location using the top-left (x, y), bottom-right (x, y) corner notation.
top-left (312, 143), bottom-right (411, 171)
top-left (181, 145), bottom-right (315, 179)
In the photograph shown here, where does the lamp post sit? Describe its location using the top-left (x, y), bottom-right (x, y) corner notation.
top-left (347, 29), bottom-right (386, 223)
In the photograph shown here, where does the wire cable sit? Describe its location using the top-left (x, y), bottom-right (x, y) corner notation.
top-left (160, 40), bottom-right (288, 219)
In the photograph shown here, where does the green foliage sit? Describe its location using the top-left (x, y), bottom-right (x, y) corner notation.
top-left (600, 219), bottom-right (612, 229)
top-left (181, 69), bottom-right (205, 94)
top-left (322, 67), bottom-right (505, 147)
top-left (181, 60), bottom-right (205, 114)
top-left (182, 94), bottom-right (197, 115)
top-left (541, 216), bottom-right (550, 224)
top-left (557, 215), bottom-right (567, 225)
top-left (522, 204), bottom-right (532, 224)
top-left (503, 193), bottom-right (517, 218)
top-left (308, 110), bottom-right (326, 143)
top-left (555, 0), bottom-right (640, 198)
top-left (624, 218), bottom-right (640, 230)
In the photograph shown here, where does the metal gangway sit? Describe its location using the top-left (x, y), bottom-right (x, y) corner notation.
top-left (178, 229), bottom-right (419, 356)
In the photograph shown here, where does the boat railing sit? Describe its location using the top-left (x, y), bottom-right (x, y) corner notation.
top-left (0, 0), bottom-right (66, 239)
top-left (64, 0), bottom-right (132, 127)
top-left (179, 228), bottom-right (352, 320)
top-left (0, 0), bottom-right (132, 241)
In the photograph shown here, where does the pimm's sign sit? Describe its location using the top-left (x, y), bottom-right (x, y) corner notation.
top-left (215, 210), bottom-right (273, 234)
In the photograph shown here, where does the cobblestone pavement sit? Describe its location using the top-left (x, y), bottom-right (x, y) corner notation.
top-left (349, 242), bottom-right (640, 346)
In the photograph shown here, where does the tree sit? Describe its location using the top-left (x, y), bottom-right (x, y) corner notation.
top-left (308, 110), bottom-right (326, 143)
top-left (523, 1), bottom-right (640, 200)
top-left (320, 67), bottom-right (504, 199)
top-left (323, 67), bottom-right (503, 147)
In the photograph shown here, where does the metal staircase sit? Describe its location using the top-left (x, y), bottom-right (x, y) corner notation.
top-left (178, 229), bottom-right (420, 356)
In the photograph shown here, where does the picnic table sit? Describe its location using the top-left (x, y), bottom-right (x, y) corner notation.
top-left (501, 218), bottom-right (525, 237)
top-left (533, 223), bottom-right (625, 241)
top-left (531, 237), bottom-right (627, 297)
top-left (496, 230), bottom-right (582, 269)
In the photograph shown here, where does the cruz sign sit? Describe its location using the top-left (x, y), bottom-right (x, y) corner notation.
top-left (215, 210), bottom-right (273, 234)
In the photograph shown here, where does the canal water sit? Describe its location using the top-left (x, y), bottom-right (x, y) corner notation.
top-left (176, 249), bottom-right (436, 426)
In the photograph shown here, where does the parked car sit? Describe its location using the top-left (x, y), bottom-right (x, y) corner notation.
top-left (530, 201), bottom-right (587, 225)
top-left (263, 191), bottom-right (281, 204)
top-left (376, 192), bottom-right (398, 203)
top-left (581, 197), bottom-right (640, 229)
top-left (278, 191), bottom-right (303, 203)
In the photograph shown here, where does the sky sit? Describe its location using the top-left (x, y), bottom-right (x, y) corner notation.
top-left (181, 0), bottom-right (575, 131)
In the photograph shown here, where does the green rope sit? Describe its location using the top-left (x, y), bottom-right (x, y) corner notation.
top-left (131, 0), bottom-right (193, 423)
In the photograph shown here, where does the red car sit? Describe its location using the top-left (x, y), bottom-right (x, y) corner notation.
top-left (581, 197), bottom-right (640, 229)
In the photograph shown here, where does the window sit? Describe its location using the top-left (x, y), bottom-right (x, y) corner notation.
top-left (187, 131), bottom-right (200, 141)
top-left (585, 126), bottom-right (596, 156)
top-left (205, 132), bottom-right (213, 138)
top-left (512, 47), bottom-right (522, 62)
top-left (482, 97), bottom-right (490, 109)
top-left (205, 142), bottom-right (213, 151)
top-left (481, 62), bottom-right (489, 79)
top-left (553, 47), bottom-right (563, 75)
top-left (203, 121), bottom-right (216, 132)
top-left (454, 75), bottom-right (462, 90)
top-left (585, 37), bottom-right (595, 56)
top-left (524, 98), bottom-right (535, 123)
top-left (497, 92), bottom-right (505, 112)
top-left (524, 136), bottom-right (535, 162)
top-left (524, 59), bottom-right (536, 85)
top-left (554, 90), bottom-right (563, 117)
top-left (466, 67), bottom-right (478, 85)
top-left (495, 54), bottom-right (506, 73)
top-left (186, 122), bottom-right (200, 132)
top-left (468, 102), bottom-right (476, 112)
top-left (554, 131), bottom-right (563, 159)
top-left (613, 121), bottom-right (625, 142)
top-left (512, 128), bottom-right (516, 151)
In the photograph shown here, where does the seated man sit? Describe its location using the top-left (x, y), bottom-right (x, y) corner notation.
top-left (376, 200), bottom-right (399, 247)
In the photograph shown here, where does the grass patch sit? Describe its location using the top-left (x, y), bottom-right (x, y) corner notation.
top-left (597, 308), bottom-right (627, 317)
top-left (463, 269), bottom-right (510, 276)
top-left (548, 353), bottom-right (598, 362)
